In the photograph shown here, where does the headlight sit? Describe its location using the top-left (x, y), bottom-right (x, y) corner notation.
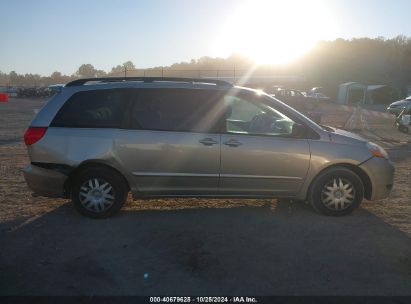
top-left (366, 142), bottom-right (389, 159)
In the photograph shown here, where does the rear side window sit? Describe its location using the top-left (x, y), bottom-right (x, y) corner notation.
top-left (51, 89), bottom-right (132, 128)
top-left (129, 89), bottom-right (225, 133)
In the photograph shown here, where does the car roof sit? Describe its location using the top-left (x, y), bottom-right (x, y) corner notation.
top-left (65, 77), bottom-right (233, 87)
top-left (60, 78), bottom-right (243, 96)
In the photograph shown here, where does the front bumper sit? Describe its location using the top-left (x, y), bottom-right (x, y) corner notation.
top-left (360, 157), bottom-right (395, 201)
top-left (23, 164), bottom-right (67, 198)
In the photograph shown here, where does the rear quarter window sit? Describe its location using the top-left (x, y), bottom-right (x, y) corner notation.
top-left (129, 89), bottom-right (224, 133)
top-left (51, 89), bottom-right (132, 128)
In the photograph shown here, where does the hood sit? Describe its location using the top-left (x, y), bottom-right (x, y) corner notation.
top-left (390, 98), bottom-right (411, 107)
top-left (325, 127), bottom-right (367, 145)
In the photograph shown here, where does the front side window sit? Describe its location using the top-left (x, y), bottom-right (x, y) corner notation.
top-left (51, 89), bottom-right (132, 128)
top-left (129, 89), bottom-right (224, 133)
top-left (224, 94), bottom-right (296, 136)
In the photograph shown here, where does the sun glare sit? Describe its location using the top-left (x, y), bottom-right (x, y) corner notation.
top-left (214, 0), bottom-right (338, 64)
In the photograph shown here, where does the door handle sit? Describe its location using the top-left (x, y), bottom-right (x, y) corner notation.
top-left (223, 139), bottom-right (243, 147)
top-left (199, 138), bottom-right (218, 146)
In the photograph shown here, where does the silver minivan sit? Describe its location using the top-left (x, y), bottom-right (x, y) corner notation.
top-left (23, 77), bottom-right (394, 218)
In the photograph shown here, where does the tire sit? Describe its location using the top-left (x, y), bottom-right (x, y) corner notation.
top-left (309, 166), bottom-right (364, 216)
top-left (71, 167), bottom-right (128, 218)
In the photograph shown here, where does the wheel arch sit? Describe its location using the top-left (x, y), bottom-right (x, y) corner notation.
top-left (64, 160), bottom-right (131, 198)
top-left (306, 163), bottom-right (372, 201)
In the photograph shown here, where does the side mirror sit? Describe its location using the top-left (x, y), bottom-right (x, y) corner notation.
top-left (292, 123), bottom-right (307, 138)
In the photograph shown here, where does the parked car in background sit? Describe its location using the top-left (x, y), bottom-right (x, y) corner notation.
top-left (395, 107), bottom-right (410, 133)
top-left (23, 77), bottom-right (394, 218)
top-left (387, 96), bottom-right (411, 115)
top-left (48, 84), bottom-right (65, 93)
top-left (17, 87), bottom-right (55, 98)
top-left (0, 86), bottom-right (18, 97)
top-left (307, 92), bottom-right (331, 102)
top-left (274, 89), bottom-right (306, 105)
top-left (306, 87), bottom-right (332, 102)
top-left (273, 88), bottom-right (308, 106)
top-left (267, 85), bottom-right (285, 95)
top-left (274, 89), bottom-right (322, 123)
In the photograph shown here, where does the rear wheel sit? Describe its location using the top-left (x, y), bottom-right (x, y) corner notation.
top-left (309, 167), bottom-right (364, 216)
top-left (72, 167), bottom-right (128, 218)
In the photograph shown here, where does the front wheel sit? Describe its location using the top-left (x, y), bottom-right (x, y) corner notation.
top-left (309, 167), bottom-right (364, 216)
top-left (72, 167), bottom-right (128, 218)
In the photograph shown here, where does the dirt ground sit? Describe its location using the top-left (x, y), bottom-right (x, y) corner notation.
top-left (0, 98), bottom-right (410, 295)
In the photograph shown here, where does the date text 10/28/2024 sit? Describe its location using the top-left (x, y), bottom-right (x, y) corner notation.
top-left (149, 297), bottom-right (258, 303)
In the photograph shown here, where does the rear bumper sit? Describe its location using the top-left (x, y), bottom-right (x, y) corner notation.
top-left (23, 164), bottom-right (67, 198)
top-left (360, 157), bottom-right (395, 201)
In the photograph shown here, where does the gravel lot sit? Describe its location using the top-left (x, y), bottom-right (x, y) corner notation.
top-left (0, 98), bottom-right (410, 295)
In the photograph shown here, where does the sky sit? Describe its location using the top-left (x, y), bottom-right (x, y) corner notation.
top-left (1, 0), bottom-right (411, 76)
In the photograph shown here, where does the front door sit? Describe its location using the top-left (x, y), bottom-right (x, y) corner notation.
top-left (219, 93), bottom-right (310, 196)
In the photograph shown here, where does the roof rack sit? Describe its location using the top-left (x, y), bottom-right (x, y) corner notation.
top-left (65, 77), bottom-right (233, 87)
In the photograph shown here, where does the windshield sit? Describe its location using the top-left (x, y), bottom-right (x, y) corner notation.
top-left (262, 92), bottom-right (325, 131)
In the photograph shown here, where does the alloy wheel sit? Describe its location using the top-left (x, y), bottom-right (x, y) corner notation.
top-left (320, 177), bottom-right (355, 211)
top-left (79, 178), bottom-right (115, 213)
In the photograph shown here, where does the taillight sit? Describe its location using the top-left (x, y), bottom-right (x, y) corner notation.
top-left (24, 127), bottom-right (48, 145)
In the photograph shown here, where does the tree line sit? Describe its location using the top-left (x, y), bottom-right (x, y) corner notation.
top-left (0, 61), bottom-right (137, 87)
top-left (1, 36), bottom-right (411, 95)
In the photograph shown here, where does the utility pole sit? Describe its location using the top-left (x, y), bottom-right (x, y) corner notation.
top-left (124, 66), bottom-right (127, 77)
